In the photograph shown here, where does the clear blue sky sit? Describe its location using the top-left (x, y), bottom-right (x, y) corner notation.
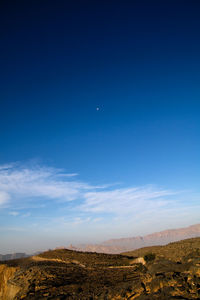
top-left (0, 1), bottom-right (200, 253)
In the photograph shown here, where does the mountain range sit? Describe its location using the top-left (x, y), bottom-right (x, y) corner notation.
top-left (67, 223), bottom-right (200, 253)
top-left (1, 223), bottom-right (200, 260)
top-left (0, 253), bottom-right (28, 261)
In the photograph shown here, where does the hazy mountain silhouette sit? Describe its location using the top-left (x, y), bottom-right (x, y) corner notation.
top-left (1, 224), bottom-right (200, 260)
top-left (68, 223), bottom-right (200, 254)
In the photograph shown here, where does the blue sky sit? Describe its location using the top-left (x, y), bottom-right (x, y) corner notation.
top-left (0, 1), bottom-right (200, 253)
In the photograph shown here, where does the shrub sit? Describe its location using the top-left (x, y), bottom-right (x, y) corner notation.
top-left (144, 252), bottom-right (156, 262)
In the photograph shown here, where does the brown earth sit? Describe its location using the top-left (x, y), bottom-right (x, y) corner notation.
top-left (0, 237), bottom-right (200, 299)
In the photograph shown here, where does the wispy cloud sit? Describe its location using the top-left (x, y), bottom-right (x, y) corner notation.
top-left (8, 211), bottom-right (31, 217)
top-left (1, 161), bottom-right (200, 251)
top-left (0, 163), bottom-right (94, 207)
top-left (0, 163), bottom-right (16, 170)
top-left (22, 212), bottom-right (31, 218)
top-left (0, 163), bottom-right (126, 210)
top-left (0, 191), bottom-right (10, 206)
top-left (9, 211), bottom-right (19, 216)
top-left (0, 162), bottom-right (198, 234)
top-left (81, 186), bottom-right (175, 215)
top-left (72, 217), bottom-right (91, 225)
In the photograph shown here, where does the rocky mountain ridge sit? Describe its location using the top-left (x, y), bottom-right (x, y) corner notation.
top-left (68, 223), bottom-right (200, 254)
top-left (2, 224), bottom-right (200, 260)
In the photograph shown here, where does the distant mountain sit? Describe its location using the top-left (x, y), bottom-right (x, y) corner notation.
top-left (0, 251), bottom-right (42, 261)
top-left (1, 224), bottom-right (200, 260)
top-left (0, 253), bottom-right (28, 261)
top-left (67, 223), bottom-right (200, 254)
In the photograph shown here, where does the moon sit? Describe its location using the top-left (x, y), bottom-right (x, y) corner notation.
top-left (96, 107), bottom-right (100, 111)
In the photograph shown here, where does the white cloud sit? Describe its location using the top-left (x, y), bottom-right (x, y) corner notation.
top-left (0, 163), bottom-right (94, 206)
top-left (0, 163), bottom-right (15, 170)
top-left (81, 186), bottom-right (175, 215)
top-left (8, 211), bottom-right (30, 217)
top-left (22, 212), bottom-right (31, 218)
top-left (1, 161), bottom-right (200, 245)
top-left (0, 162), bottom-right (190, 228)
top-left (9, 211), bottom-right (19, 216)
top-left (72, 217), bottom-right (91, 225)
top-left (0, 191), bottom-right (10, 206)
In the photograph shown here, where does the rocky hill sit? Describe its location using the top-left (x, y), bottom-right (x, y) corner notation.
top-left (69, 223), bottom-right (200, 253)
top-left (0, 237), bottom-right (200, 299)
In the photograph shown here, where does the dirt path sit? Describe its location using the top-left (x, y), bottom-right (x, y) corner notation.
top-left (108, 265), bottom-right (139, 269)
top-left (31, 256), bottom-right (142, 269)
top-left (31, 256), bottom-right (86, 268)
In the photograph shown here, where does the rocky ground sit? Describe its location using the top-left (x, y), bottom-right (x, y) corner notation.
top-left (0, 238), bottom-right (200, 299)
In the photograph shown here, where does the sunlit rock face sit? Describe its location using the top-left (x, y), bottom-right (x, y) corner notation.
top-left (0, 265), bottom-right (20, 300)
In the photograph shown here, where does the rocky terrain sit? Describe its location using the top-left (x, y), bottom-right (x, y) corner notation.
top-left (0, 237), bottom-right (200, 299)
top-left (68, 223), bottom-right (200, 254)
